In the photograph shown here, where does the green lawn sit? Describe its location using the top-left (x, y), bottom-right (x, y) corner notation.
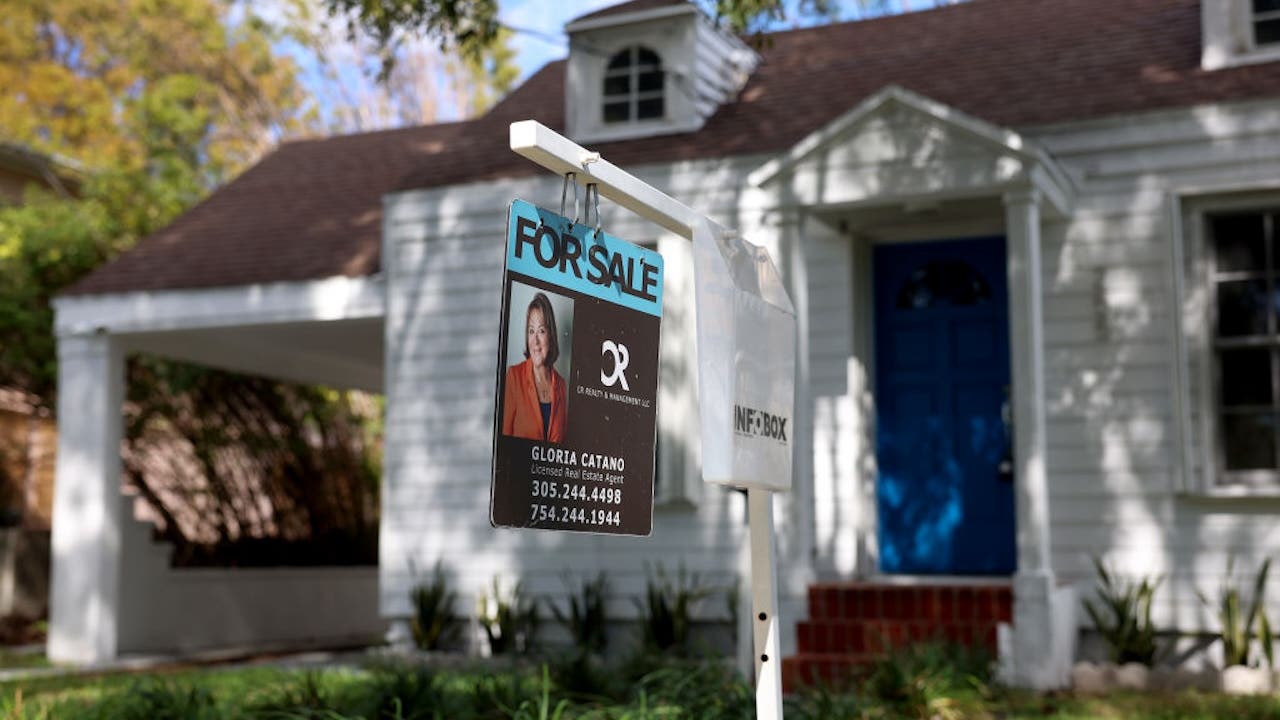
top-left (1, 653), bottom-right (1279, 719)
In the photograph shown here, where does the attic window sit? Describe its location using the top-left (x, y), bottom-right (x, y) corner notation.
top-left (1256, 0), bottom-right (1280, 46)
top-left (602, 46), bottom-right (664, 124)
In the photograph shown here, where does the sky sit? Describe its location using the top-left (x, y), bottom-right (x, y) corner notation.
top-left (498, 0), bottom-right (951, 83)
top-left (272, 0), bottom-right (959, 131)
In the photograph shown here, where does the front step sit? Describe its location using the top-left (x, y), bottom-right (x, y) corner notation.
top-left (782, 582), bottom-right (1012, 692)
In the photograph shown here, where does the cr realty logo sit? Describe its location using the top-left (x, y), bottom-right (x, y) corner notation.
top-left (733, 405), bottom-right (788, 442)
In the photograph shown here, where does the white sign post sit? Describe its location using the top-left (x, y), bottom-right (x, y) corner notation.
top-left (510, 120), bottom-right (795, 719)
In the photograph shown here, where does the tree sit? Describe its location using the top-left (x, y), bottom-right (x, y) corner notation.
top-left (0, 0), bottom-right (381, 561)
top-left (321, 0), bottom-right (841, 80)
top-left (0, 0), bottom-right (314, 402)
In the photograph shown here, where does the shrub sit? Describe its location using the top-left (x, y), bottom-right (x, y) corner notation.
top-left (477, 576), bottom-right (540, 655)
top-left (862, 642), bottom-right (992, 720)
top-left (1082, 555), bottom-right (1162, 665)
top-left (636, 563), bottom-right (712, 656)
top-left (86, 678), bottom-right (218, 720)
top-left (1199, 556), bottom-right (1274, 668)
top-left (409, 560), bottom-right (460, 651)
top-left (551, 571), bottom-right (609, 656)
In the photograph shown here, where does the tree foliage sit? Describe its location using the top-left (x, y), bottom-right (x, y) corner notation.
top-left (321, 0), bottom-right (842, 80)
top-left (0, 0), bottom-right (383, 562)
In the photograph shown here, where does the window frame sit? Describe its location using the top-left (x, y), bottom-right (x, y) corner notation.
top-left (601, 46), bottom-right (666, 126)
top-left (1176, 189), bottom-right (1280, 496)
top-left (1206, 207), bottom-right (1280, 487)
top-left (1253, 0), bottom-right (1280, 49)
top-left (1203, 0), bottom-right (1280, 70)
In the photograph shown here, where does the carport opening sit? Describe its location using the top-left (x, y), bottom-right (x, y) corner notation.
top-left (122, 353), bottom-right (382, 567)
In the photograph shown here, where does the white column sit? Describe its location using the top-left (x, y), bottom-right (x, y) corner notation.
top-left (47, 333), bottom-right (124, 664)
top-left (1003, 188), bottom-right (1069, 689)
top-left (1004, 190), bottom-right (1051, 575)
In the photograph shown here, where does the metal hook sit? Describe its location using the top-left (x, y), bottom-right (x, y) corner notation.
top-left (585, 183), bottom-right (602, 239)
top-left (561, 172), bottom-right (579, 226)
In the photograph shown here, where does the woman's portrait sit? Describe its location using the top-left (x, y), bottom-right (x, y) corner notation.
top-left (501, 284), bottom-right (573, 442)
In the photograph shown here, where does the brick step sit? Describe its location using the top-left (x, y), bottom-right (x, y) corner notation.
top-left (796, 618), bottom-right (1000, 655)
top-left (807, 583), bottom-right (1012, 623)
top-left (781, 653), bottom-right (874, 692)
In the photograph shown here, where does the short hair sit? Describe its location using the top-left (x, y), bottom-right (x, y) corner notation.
top-left (524, 292), bottom-right (560, 366)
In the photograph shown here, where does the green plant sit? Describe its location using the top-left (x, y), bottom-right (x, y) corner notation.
top-left (631, 660), bottom-right (753, 719)
top-left (477, 576), bottom-right (540, 655)
top-left (862, 642), bottom-right (992, 720)
top-left (552, 571), bottom-right (609, 656)
top-left (1082, 555), bottom-right (1163, 665)
top-left (501, 666), bottom-right (571, 720)
top-left (89, 678), bottom-right (219, 720)
top-left (636, 563), bottom-right (712, 656)
top-left (410, 560), bottom-right (460, 651)
top-left (1199, 556), bottom-right (1274, 668)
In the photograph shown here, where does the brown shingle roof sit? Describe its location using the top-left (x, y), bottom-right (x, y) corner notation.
top-left (66, 0), bottom-right (1280, 296)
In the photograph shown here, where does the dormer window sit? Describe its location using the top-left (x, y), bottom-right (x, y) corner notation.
top-left (563, 2), bottom-right (756, 143)
top-left (603, 46), bottom-right (665, 124)
top-left (1256, 0), bottom-right (1280, 46)
top-left (1203, 0), bottom-right (1280, 69)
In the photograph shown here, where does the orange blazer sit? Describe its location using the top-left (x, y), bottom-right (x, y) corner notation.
top-left (502, 359), bottom-right (567, 442)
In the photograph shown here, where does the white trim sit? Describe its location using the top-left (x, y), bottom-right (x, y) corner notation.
top-left (1173, 186), bottom-right (1280, 495)
top-left (1203, 0), bottom-right (1280, 70)
top-left (564, 3), bottom-right (697, 33)
top-left (53, 275), bottom-right (385, 337)
top-left (747, 85), bottom-right (1076, 218)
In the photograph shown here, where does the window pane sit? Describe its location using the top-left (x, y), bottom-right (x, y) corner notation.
top-left (1258, 18), bottom-right (1280, 45)
top-left (1221, 348), bottom-right (1273, 406)
top-left (1256, 0), bottom-right (1280, 15)
top-left (637, 97), bottom-right (664, 119)
top-left (1223, 412), bottom-right (1277, 470)
top-left (1217, 279), bottom-right (1269, 337)
top-left (603, 101), bottom-right (630, 123)
top-left (638, 69), bottom-right (663, 92)
top-left (637, 47), bottom-right (660, 66)
top-left (896, 260), bottom-right (993, 309)
top-left (604, 74), bottom-right (630, 96)
top-left (607, 50), bottom-right (632, 70)
top-left (1213, 214), bottom-right (1266, 273)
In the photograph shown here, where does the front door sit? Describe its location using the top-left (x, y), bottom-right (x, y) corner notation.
top-left (873, 237), bottom-right (1015, 575)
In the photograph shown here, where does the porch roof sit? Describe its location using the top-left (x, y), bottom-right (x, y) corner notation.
top-left (67, 0), bottom-right (1280, 298)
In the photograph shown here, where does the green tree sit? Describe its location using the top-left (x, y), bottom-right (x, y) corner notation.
top-left (321, 0), bottom-right (841, 80)
top-left (0, 0), bottom-right (313, 402)
top-left (0, 0), bottom-right (381, 559)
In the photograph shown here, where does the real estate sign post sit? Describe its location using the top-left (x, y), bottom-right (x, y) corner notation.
top-left (507, 120), bottom-right (793, 720)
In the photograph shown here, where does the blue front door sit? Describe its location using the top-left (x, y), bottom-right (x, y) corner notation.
top-left (873, 237), bottom-right (1015, 575)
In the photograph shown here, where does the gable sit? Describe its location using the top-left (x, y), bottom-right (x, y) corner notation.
top-left (750, 86), bottom-right (1074, 217)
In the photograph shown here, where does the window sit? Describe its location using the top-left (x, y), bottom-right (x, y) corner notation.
top-left (1256, 0), bottom-right (1280, 46)
top-left (1208, 210), bottom-right (1280, 482)
top-left (603, 46), bottom-right (665, 124)
top-left (895, 260), bottom-right (992, 309)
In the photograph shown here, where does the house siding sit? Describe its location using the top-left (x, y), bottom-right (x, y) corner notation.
top-left (1028, 98), bottom-right (1280, 630)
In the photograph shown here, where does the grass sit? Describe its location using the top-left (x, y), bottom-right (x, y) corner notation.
top-left (0, 650), bottom-right (1279, 719)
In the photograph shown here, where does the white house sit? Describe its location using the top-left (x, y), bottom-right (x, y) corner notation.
top-left (46, 0), bottom-right (1280, 689)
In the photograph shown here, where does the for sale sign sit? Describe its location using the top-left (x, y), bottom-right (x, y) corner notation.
top-left (490, 199), bottom-right (663, 536)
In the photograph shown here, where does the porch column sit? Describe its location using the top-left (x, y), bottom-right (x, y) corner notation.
top-left (1003, 188), bottom-right (1069, 688)
top-left (47, 333), bottom-right (124, 664)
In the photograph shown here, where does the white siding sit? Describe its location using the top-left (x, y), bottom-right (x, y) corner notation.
top-left (1028, 99), bottom-right (1280, 631)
